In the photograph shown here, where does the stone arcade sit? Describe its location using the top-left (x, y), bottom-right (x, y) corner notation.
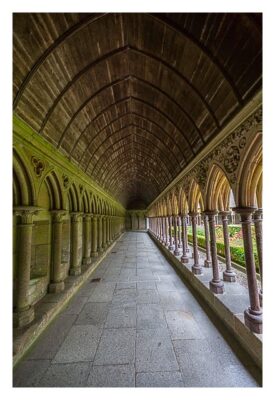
top-left (13, 13), bottom-right (262, 387)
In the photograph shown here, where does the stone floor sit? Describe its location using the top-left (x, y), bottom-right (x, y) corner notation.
top-left (13, 232), bottom-right (260, 387)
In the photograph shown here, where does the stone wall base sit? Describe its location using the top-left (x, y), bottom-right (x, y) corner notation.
top-left (13, 233), bottom-right (124, 367)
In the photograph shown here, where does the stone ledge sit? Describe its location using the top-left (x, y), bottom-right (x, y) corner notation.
top-left (13, 233), bottom-right (125, 367)
top-left (149, 232), bottom-right (262, 370)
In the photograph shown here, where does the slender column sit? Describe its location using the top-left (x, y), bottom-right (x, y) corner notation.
top-left (178, 216), bottom-right (182, 248)
top-left (185, 216), bottom-right (190, 253)
top-left (234, 207), bottom-right (262, 333)
top-left (48, 210), bottom-right (67, 293)
top-left (220, 211), bottom-right (236, 282)
top-left (91, 215), bottom-right (98, 257)
top-left (190, 212), bottom-right (202, 275)
top-left (253, 209), bottom-right (263, 306)
top-left (69, 212), bottom-right (83, 276)
top-left (107, 217), bottom-right (111, 244)
top-left (206, 211), bottom-right (224, 294)
top-left (82, 213), bottom-right (92, 266)
top-left (203, 213), bottom-right (211, 268)
top-left (97, 216), bottom-right (103, 253)
top-left (173, 215), bottom-right (180, 256)
top-left (162, 217), bottom-right (165, 243)
top-left (102, 216), bottom-right (107, 249)
top-left (180, 214), bottom-right (189, 263)
top-left (164, 217), bottom-right (169, 246)
top-left (13, 207), bottom-right (40, 327)
top-left (168, 216), bottom-right (174, 250)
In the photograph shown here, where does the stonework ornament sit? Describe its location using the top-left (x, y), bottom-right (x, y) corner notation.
top-left (223, 145), bottom-right (240, 173)
top-left (31, 156), bottom-right (45, 177)
top-left (62, 174), bottom-right (70, 189)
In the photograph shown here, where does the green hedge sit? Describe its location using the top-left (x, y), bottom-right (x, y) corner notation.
top-left (187, 233), bottom-right (259, 272)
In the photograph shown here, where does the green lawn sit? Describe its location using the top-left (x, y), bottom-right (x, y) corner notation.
top-left (172, 225), bottom-right (259, 271)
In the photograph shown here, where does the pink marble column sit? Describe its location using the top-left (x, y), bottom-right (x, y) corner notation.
top-left (168, 216), bottom-right (174, 251)
top-left (173, 215), bottom-right (180, 256)
top-left (164, 216), bottom-right (169, 246)
top-left (190, 212), bottom-right (202, 275)
top-left (253, 209), bottom-right (263, 306)
top-left (234, 207), bottom-right (262, 333)
top-left (202, 213), bottom-right (211, 268)
top-left (180, 214), bottom-right (189, 263)
top-left (220, 211), bottom-right (236, 282)
top-left (206, 210), bottom-right (224, 294)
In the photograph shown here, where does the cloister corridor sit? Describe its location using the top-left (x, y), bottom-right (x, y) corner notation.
top-left (11, 12), bottom-right (263, 390)
top-left (13, 232), bottom-right (259, 387)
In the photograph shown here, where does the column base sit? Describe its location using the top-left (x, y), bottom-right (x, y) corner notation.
top-left (181, 255), bottom-right (189, 263)
top-left (48, 281), bottom-right (65, 293)
top-left (244, 307), bottom-right (262, 334)
top-left (174, 249), bottom-right (180, 256)
top-left (178, 243), bottom-right (182, 248)
top-left (223, 270), bottom-right (236, 282)
top-left (168, 245), bottom-right (174, 251)
top-left (204, 259), bottom-right (211, 268)
top-left (209, 280), bottom-right (224, 294)
top-left (69, 267), bottom-right (81, 276)
top-left (192, 265), bottom-right (202, 275)
top-left (91, 251), bottom-right (98, 258)
top-left (82, 257), bottom-right (92, 266)
top-left (13, 306), bottom-right (34, 328)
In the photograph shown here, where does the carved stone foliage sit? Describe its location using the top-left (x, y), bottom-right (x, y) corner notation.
top-left (62, 174), bottom-right (70, 189)
top-left (192, 107), bottom-right (262, 189)
top-left (31, 156), bottom-right (45, 177)
top-left (154, 107), bottom-right (262, 213)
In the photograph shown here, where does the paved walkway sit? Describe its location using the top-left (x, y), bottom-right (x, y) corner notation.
top-left (13, 232), bottom-right (259, 387)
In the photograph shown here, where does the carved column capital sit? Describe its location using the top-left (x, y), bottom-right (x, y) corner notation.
top-left (232, 207), bottom-right (257, 223)
top-left (70, 212), bottom-right (83, 222)
top-left (13, 206), bottom-right (42, 224)
top-left (51, 209), bottom-right (67, 223)
top-left (253, 208), bottom-right (263, 221)
top-left (83, 213), bottom-right (92, 221)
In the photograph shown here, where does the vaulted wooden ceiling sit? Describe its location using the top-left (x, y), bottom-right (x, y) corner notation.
top-left (13, 13), bottom-right (262, 208)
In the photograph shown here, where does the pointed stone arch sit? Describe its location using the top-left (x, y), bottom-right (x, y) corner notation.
top-left (205, 163), bottom-right (234, 211)
top-left (236, 131), bottom-right (262, 207)
top-left (188, 179), bottom-right (204, 212)
top-left (44, 171), bottom-right (63, 210)
top-left (13, 148), bottom-right (35, 206)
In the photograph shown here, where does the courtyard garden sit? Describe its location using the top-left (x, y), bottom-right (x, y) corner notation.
top-left (173, 224), bottom-right (259, 272)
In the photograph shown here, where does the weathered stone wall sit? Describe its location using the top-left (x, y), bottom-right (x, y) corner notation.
top-left (13, 116), bottom-right (126, 320)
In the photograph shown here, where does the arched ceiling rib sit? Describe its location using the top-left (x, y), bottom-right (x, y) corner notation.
top-left (13, 13), bottom-right (262, 207)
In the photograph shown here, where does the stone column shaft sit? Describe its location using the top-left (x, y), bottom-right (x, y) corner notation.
top-left (253, 209), bottom-right (263, 306)
top-left (207, 211), bottom-right (224, 293)
top-left (173, 215), bottom-right (180, 256)
top-left (70, 213), bottom-right (82, 276)
top-left (234, 207), bottom-right (262, 333)
top-left (97, 216), bottom-right (103, 252)
top-left (91, 216), bottom-right (98, 257)
top-left (82, 214), bottom-right (92, 265)
top-left (49, 210), bottom-right (67, 293)
top-left (203, 214), bottom-right (211, 268)
top-left (168, 216), bottom-right (174, 250)
top-left (190, 212), bottom-right (202, 275)
top-left (13, 207), bottom-right (40, 327)
top-left (181, 215), bottom-right (189, 263)
top-left (220, 211), bottom-right (236, 282)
